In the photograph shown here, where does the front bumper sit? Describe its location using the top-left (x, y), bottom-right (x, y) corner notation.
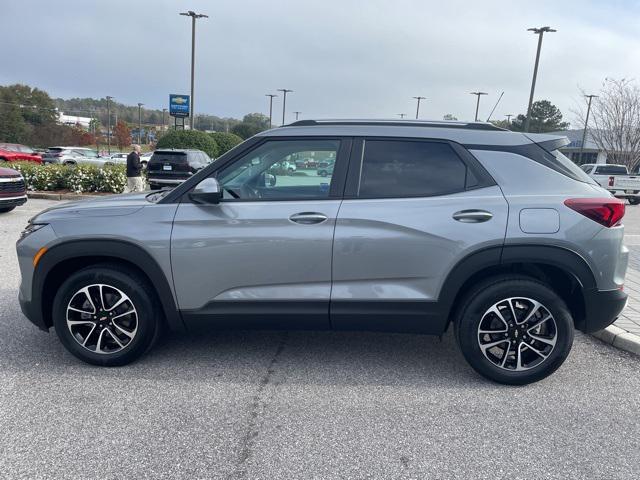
top-left (19, 290), bottom-right (48, 331)
top-left (582, 287), bottom-right (628, 333)
top-left (0, 195), bottom-right (27, 208)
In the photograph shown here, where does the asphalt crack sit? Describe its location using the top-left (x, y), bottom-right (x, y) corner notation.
top-left (231, 332), bottom-right (288, 479)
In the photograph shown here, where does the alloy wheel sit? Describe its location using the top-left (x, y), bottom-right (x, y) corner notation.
top-left (477, 297), bottom-right (558, 371)
top-left (66, 284), bottom-right (138, 354)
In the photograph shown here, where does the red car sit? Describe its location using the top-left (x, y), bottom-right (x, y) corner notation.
top-left (0, 166), bottom-right (27, 213)
top-left (0, 143), bottom-right (42, 164)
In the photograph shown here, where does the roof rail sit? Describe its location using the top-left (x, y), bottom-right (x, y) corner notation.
top-left (286, 119), bottom-right (507, 132)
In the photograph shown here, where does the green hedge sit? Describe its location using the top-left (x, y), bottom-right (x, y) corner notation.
top-left (210, 132), bottom-right (243, 155)
top-left (9, 162), bottom-right (128, 193)
top-left (156, 130), bottom-right (219, 158)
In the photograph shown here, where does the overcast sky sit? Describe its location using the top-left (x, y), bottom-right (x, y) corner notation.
top-left (3, 0), bottom-right (640, 125)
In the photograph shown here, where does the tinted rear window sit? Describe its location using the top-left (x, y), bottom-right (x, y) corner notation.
top-left (358, 140), bottom-right (468, 197)
top-left (150, 152), bottom-right (188, 164)
top-left (594, 165), bottom-right (628, 175)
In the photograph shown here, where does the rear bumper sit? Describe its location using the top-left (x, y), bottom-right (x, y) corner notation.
top-left (148, 177), bottom-right (187, 185)
top-left (582, 287), bottom-right (628, 333)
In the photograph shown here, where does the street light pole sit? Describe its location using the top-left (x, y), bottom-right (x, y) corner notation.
top-left (180, 11), bottom-right (208, 130)
top-left (106, 96), bottom-right (113, 155)
top-left (294, 111), bottom-right (301, 121)
top-left (524, 26), bottom-right (556, 132)
top-left (277, 89), bottom-right (293, 125)
top-left (413, 96), bottom-right (426, 119)
top-left (137, 103), bottom-right (144, 144)
top-left (265, 94), bottom-right (277, 127)
top-left (506, 114), bottom-right (513, 123)
top-left (470, 92), bottom-right (488, 121)
top-left (398, 113), bottom-right (406, 119)
top-left (580, 94), bottom-right (598, 164)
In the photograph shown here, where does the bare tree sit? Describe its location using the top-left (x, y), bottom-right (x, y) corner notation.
top-left (575, 79), bottom-right (640, 171)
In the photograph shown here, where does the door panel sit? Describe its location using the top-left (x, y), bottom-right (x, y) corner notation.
top-left (331, 186), bottom-right (508, 331)
top-left (171, 200), bottom-right (341, 327)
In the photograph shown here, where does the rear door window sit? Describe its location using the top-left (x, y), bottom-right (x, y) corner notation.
top-left (358, 140), bottom-right (467, 198)
top-left (594, 165), bottom-right (628, 175)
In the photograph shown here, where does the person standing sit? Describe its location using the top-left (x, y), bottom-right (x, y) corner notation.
top-left (126, 144), bottom-right (145, 192)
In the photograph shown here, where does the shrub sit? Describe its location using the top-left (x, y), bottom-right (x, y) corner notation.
top-left (156, 129), bottom-right (219, 158)
top-left (209, 132), bottom-right (243, 155)
top-left (9, 162), bottom-right (127, 193)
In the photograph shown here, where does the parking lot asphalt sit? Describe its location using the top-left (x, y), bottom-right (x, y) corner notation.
top-left (1, 199), bottom-right (639, 479)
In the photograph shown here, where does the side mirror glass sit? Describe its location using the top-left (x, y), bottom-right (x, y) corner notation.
top-left (190, 178), bottom-right (222, 204)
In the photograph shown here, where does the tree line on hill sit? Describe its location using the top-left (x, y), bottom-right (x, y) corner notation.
top-left (0, 83), bottom-right (274, 148)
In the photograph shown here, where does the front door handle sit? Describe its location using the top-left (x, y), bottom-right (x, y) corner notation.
top-left (452, 209), bottom-right (493, 223)
top-left (289, 212), bottom-right (328, 225)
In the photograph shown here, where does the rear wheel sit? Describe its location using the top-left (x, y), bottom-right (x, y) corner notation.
top-left (52, 264), bottom-right (160, 366)
top-left (454, 276), bottom-right (574, 385)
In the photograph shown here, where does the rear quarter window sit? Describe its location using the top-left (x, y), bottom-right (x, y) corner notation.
top-left (594, 165), bottom-right (628, 175)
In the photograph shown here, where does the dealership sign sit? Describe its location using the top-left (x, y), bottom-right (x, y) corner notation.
top-left (169, 94), bottom-right (190, 117)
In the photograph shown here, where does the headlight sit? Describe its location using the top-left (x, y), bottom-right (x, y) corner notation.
top-left (19, 223), bottom-right (47, 241)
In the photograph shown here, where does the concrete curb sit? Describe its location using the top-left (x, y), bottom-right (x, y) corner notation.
top-left (27, 192), bottom-right (103, 201)
top-left (592, 325), bottom-right (640, 355)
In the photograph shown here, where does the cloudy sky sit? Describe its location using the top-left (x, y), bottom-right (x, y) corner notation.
top-left (3, 0), bottom-right (640, 125)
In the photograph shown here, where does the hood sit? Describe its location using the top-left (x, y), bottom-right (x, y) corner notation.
top-left (0, 167), bottom-right (21, 177)
top-left (32, 192), bottom-right (151, 223)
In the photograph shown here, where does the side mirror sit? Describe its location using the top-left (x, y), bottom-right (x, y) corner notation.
top-left (190, 178), bottom-right (222, 204)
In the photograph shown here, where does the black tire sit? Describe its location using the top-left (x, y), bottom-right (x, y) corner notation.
top-left (0, 206), bottom-right (16, 213)
top-left (52, 264), bottom-right (161, 366)
top-left (454, 275), bottom-right (574, 385)
top-left (629, 198), bottom-right (640, 205)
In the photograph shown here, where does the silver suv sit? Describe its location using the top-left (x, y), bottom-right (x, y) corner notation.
top-left (17, 120), bottom-right (629, 384)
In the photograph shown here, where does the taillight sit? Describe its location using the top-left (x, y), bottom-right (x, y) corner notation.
top-left (608, 176), bottom-right (615, 187)
top-left (564, 198), bottom-right (625, 228)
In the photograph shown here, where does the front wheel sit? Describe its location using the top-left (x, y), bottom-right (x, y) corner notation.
top-left (52, 264), bottom-right (160, 366)
top-left (454, 276), bottom-right (574, 385)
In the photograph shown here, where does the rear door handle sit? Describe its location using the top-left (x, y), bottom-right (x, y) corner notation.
top-left (452, 209), bottom-right (493, 223)
top-left (289, 212), bottom-right (328, 225)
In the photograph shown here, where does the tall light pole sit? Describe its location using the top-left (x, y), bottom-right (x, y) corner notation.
top-left (162, 108), bottom-right (167, 130)
top-left (413, 96), bottom-right (426, 119)
top-left (524, 26), bottom-right (556, 132)
top-left (398, 113), bottom-right (406, 119)
top-left (470, 92), bottom-right (488, 121)
top-left (106, 96), bottom-right (113, 154)
top-left (506, 114), bottom-right (513, 124)
top-left (180, 11), bottom-right (208, 130)
top-left (293, 111), bottom-right (301, 121)
top-left (277, 89), bottom-right (293, 125)
top-left (137, 103), bottom-right (144, 144)
top-left (265, 94), bottom-right (277, 127)
top-left (580, 94), bottom-right (598, 164)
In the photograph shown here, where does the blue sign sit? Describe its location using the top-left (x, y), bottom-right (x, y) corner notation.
top-left (169, 94), bottom-right (190, 117)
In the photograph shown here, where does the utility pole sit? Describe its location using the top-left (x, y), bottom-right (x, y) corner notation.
top-left (180, 10), bottom-right (208, 130)
top-left (470, 92), bottom-right (488, 121)
top-left (277, 89), bottom-right (293, 125)
top-left (506, 114), bottom-right (513, 124)
top-left (137, 103), bottom-right (144, 144)
top-left (293, 111), bottom-right (301, 121)
top-left (580, 95), bottom-right (598, 164)
top-left (413, 96), bottom-right (426, 119)
top-left (265, 94), bottom-right (277, 127)
top-left (162, 108), bottom-right (167, 130)
top-left (106, 96), bottom-right (113, 154)
top-left (524, 26), bottom-right (556, 132)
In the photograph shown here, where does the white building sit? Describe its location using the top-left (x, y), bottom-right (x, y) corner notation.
top-left (58, 112), bottom-right (92, 129)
